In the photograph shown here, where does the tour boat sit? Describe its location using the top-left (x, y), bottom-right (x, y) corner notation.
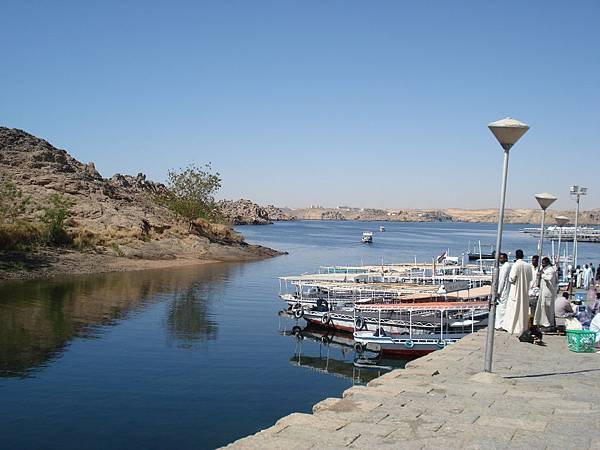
top-left (288, 300), bottom-right (489, 334)
top-left (352, 302), bottom-right (486, 357)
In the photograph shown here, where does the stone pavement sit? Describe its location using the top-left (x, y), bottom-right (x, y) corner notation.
top-left (224, 330), bottom-right (600, 449)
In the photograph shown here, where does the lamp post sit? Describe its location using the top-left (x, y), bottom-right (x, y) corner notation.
top-left (569, 186), bottom-right (587, 271)
top-left (555, 215), bottom-right (569, 280)
top-left (484, 117), bottom-right (529, 373)
top-left (534, 192), bottom-right (557, 260)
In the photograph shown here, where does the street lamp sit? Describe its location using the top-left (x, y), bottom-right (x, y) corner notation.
top-left (534, 192), bottom-right (557, 260)
top-left (484, 117), bottom-right (529, 373)
top-left (555, 215), bottom-right (569, 279)
top-left (570, 185), bottom-right (587, 270)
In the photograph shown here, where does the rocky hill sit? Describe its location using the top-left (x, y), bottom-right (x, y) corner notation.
top-left (0, 127), bottom-right (281, 265)
top-left (218, 199), bottom-right (295, 224)
top-left (282, 206), bottom-right (600, 224)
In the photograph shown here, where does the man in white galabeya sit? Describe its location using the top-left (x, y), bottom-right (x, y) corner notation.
top-left (494, 252), bottom-right (512, 330)
top-left (503, 249), bottom-right (533, 337)
top-left (583, 264), bottom-right (593, 290)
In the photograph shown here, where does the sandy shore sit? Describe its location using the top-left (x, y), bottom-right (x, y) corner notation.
top-left (0, 245), bottom-right (283, 283)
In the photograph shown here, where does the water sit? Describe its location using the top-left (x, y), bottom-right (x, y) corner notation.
top-left (0, 221), bottom-right (597, 449)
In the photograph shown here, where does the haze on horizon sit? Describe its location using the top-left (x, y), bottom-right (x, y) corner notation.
top-left (1, 1), bottom-right (598, 211)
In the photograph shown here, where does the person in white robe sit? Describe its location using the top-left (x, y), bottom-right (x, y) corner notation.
top-left (583, 264), bottom-right (593, 290)
top-left (534, 257), bottom-right (558, 328)
top-left (494, 253), bottom-right (512, 329)
top-left (529, 254), bottom-right (540, 310)
top-left (503, 250), bottom-right (533, 336)
top-left (576, 266), bottom-right (583, 288)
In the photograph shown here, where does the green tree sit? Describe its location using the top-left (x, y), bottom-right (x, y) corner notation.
top-left (159, 163), bottom-right (222, 225)
top-left (0, 179), bottom-right (31, 224)
top-left (41, 194), bottom-right (74, 244)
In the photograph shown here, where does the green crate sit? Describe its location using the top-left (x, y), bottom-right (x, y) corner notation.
top-left (566, 329), bottom-right (597, 353)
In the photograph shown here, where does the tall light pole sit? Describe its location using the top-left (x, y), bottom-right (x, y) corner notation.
top-left (570, 185), bottom-right (587, 271)
top-left (484, 117), bottom-right (529, 373)
top-left (555, 215), bottom-right (569, 280)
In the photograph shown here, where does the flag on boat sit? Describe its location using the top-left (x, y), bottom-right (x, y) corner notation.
top-left (437, 250), bottom-right (447, 263)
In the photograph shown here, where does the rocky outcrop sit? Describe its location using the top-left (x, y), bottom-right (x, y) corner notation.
top-left (0, 127), bottom-right (283, 262)
top-left (264, 205), bottom-right (295, 221)
top-left (218, 199), bottom-right (295, 224)
top-left (218, 199), bottom-right (271, 225)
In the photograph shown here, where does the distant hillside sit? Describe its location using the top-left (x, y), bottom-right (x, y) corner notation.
top-left (280, 206), bottom-right (600, 225)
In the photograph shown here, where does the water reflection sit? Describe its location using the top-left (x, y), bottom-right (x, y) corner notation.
top-left (283, 324), bottom-right (406, 384)
top-left (166, 285), bottom-right (220, 348)
top-left (0, 263), bottom-right (232, 377)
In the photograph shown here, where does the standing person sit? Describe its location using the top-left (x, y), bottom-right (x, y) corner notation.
top-left (567, 264), bottom-right (574, 286)
top-left (534, 257), bottom-right (558, 330)
top-left (583, 264), bottom-right (593, 290)
top-left (531, 255), bottom-right (539, 279)
top-left (529, 255), bottom-right (540, 310)
top-left (494, 253), bottom-right (512, 330)
top-left (576, 265), bottom-right (583, 288)
top-left (503, 249), bottom-right (533, 337)
top-left (596, 263), bottom-right (600, 286)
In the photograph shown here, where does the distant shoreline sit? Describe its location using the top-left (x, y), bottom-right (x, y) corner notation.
top-left (264, 206), bottom-right (600, 225)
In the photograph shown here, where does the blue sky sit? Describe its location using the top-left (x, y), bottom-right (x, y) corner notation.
top-left (1, 1), bottom-right (599, 210)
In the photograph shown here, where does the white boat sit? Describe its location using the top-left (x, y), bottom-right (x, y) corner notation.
top-left (353, 329), bottom-right (469, 357)
top-left (352, 301), bottom-right (486, 357)
top-left (289, 299), bottom-right (489, 334)
top-left (379, 226), bottom-right (386, 232)
top-left (361, 232), bottom-right (373, 243)
top-left (520, 226), bottom-right (600, 243)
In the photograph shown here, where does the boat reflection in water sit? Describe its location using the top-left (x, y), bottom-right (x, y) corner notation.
top-left (281, 323), bottom-right (407, 385)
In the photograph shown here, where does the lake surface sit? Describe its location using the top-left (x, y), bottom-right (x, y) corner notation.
top-left (1, 221), bottom-right (597, 449)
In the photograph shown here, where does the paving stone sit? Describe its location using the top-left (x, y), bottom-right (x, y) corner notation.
top-left (508, 429), bottom-right (549, 450)
top-left (275, 424), bottom-right (360, 447)
top-left (474, 415), bottom-right (548, 432)
top-left (338, 421), bottom-right (400, 439)
top-left (314, 408), bottom-right (390, 424)
top-left (224, 434), bottom-right (314, 449)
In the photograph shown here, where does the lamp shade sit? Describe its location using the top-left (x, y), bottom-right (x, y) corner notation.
top-left (555, 216), bottom-right (569, 226)
top-left (534, 192), bottom-right (557, 210)
top-left (488, 117), bottom-right (530, 150)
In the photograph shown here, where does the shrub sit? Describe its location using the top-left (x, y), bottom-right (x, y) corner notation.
top-left (0, 221), bottom-right (42, 250)
top-left (0, 179), bottom-right (31, 225)
top-left (110, 242), bottom-right (125, 257)
top-left (71, 228), bottom-right (97, 250)
top-left (157, 163), bottom-right (223, 225)
top-left (41, 194), bottom-right (74, 245)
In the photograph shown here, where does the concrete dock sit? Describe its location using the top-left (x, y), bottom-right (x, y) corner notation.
top-left (225, 330), bottom-right (600, 449)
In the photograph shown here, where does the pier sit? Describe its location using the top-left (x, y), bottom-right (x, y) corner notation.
top-left (225, 330), bottom-right (600, 449)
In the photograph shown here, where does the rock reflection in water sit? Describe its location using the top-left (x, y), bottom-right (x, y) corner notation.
top-left (284, 324), bottom-right (406, 385)
top-left (0, 263), bottom-right (231, 378)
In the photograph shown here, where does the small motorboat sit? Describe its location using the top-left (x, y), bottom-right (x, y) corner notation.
top-left (379, 226), bottom-right (386, 232)
top-left (361, 232), bottom-right (373, 243)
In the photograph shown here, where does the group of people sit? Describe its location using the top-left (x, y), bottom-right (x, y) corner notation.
top-left (493, 249), bottom-right (596, 342)
top-left (567, 263), bottom-right (598, 290)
